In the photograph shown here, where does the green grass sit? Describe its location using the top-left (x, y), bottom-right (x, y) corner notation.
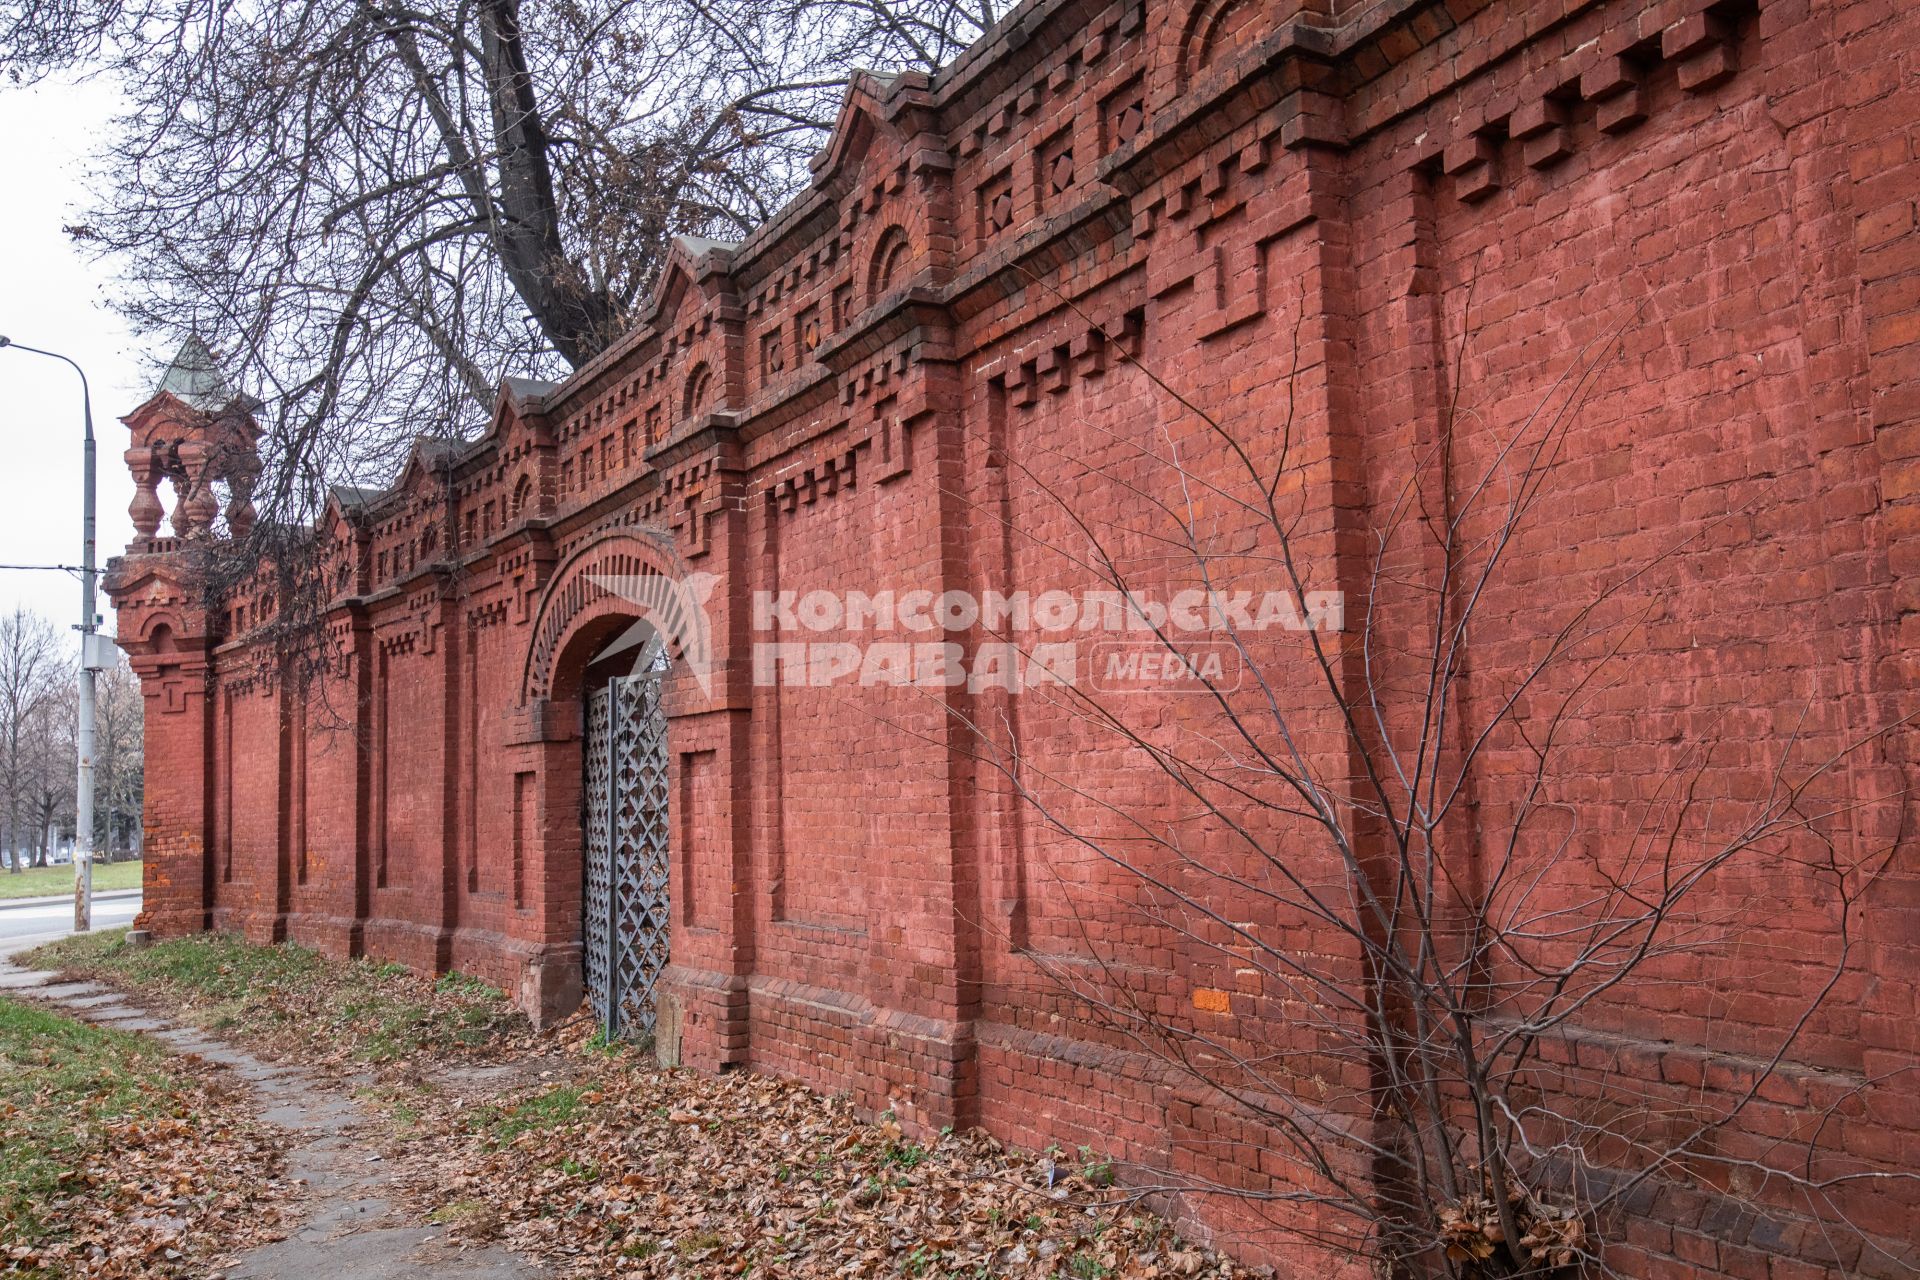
top-left (30, 927), bottom-right (321, 1001)
top-left (1068, 1251), bottom-right (1113, 1279)
top-left (0, 996), bottom-right (177, 1248)
top-left (475, 1084), bottom-right (587, 1144)
top-left (0, 859), bottom-right (142, 900)
top-left (427, 1198), bottom-right (490, 1226)
top-left (25, 929), bottom-right (525, 1064)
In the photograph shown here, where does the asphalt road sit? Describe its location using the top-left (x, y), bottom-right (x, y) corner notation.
top-left (0, 889), bottom-right (141, 952)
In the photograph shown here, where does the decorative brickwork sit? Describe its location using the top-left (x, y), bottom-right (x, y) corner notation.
top-left (107, 0), bottom-right (1920, 1273)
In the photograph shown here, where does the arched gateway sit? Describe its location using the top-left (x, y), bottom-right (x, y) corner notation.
top-left (577, 632), bottom-right (670, 1037)
top-left (524, 529), bottom-right (704, 1038)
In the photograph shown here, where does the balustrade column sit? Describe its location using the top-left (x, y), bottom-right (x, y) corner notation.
top-left (174, 440), bottom-right (219, 535)
top-left (126, 446), bottom-right (165, 541)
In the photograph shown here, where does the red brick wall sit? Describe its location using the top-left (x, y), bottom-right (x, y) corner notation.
top-left (108, 0), bottom-right (1920, 1273)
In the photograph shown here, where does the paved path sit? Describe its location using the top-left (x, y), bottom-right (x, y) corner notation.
top-left (0, 947), bottom-right (545, 1280)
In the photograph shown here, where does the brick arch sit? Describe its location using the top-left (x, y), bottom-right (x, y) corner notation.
top-left (1173, 0), bottom-right (1261, 87)
top-left (131, 613), bottom-right (185, 657)
top-left (139, 610), bottom-right (185, 644)
top-left (867, 224), bottom-right (910, 303)
top-left (683, 361), bottom-right (714, 418)
top-left (519, 526), bottom-right (704, 705)
top-left (116, 602), bottom-right (191, 659)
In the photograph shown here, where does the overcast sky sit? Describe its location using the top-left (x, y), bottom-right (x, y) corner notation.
top-left (0, 74), bottom-right (143, 638)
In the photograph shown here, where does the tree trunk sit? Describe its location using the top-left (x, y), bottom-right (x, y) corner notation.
top-left (474, 0), bottom-right (618, 365)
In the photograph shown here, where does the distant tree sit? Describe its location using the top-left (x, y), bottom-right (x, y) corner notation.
top-left (0, 610), bottom-right (64, 873)
top-left (23, 685), bottom-right (76, 868)
top-left (93, 656), bottom-right (144, 858)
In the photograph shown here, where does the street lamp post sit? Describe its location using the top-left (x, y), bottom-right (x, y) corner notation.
top-left (0, 336), bottom-right (101, 933)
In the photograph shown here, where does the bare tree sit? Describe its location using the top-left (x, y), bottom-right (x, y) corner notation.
top-left (0, 610), bottom-right (65, 874)
top-left (93, 655), bottom-right (143, 859)
top-left (2, 0), bottom-right (999, 530)
top-left (23, 684), bottom-right (77, 867)
top-left (952, 283), bottom-right (1916, 1275)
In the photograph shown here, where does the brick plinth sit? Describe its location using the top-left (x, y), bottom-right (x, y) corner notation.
top-left (657, 965), bottom-right (750, 1069)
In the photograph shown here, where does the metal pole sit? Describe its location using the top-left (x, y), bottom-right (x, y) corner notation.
top-left (0, 337), bottom-right (99, 932)
top-left (78, 371), bottom-right (97, 935)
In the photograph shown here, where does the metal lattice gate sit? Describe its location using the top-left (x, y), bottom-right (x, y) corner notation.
top-left (582, 672), bottom-right (670, 1038)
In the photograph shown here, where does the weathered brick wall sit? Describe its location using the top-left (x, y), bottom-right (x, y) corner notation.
top-left (108, 0), bottom-right (1920, 1273)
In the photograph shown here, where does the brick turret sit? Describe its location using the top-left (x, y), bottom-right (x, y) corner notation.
top-left (119, 336), bottom-right (263, 547)
top-left (105, 339), bottom-right (261, 936)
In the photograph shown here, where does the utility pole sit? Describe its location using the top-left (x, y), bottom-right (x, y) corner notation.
top-left (0, 336), bottom-right (102, 932)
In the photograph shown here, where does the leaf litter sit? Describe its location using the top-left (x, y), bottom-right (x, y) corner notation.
top-left (30, 932), bottom-right (1258, 1278)
top-left (0, 997), bottom-right (297, 1278)
top-left (386, 1018), bottom-right (1259, 1279)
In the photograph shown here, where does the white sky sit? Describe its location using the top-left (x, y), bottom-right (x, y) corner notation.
top-left (0, 74), bottom-right (142, 638)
